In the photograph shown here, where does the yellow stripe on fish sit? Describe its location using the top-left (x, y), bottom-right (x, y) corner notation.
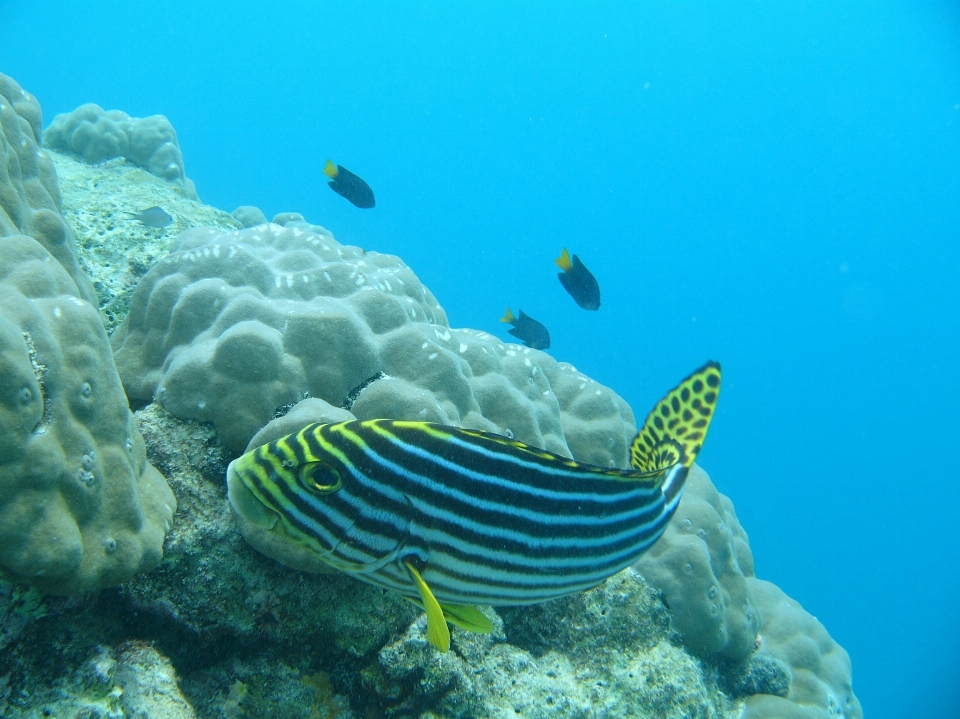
top-left (227, 361), bottom-right (721, 651)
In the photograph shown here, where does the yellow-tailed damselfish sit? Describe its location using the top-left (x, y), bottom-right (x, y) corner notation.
top-left (324, 160), bottom-right (375, 209)
top-left (500, 308), bottom-right (550, 350)
top-left (555, 248), bottom-right (600, 310)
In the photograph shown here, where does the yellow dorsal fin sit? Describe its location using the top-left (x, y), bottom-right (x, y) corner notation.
top-left (404, 561), bottom-right (450, 652)
top-left (630, 361), bottom-right (721, 473)
top-left (554, 248), bottom-right (573, 272)
top-left (500, 307), bottom-right (516, 324)
top-left (323, 160), bottom-right (339, 179)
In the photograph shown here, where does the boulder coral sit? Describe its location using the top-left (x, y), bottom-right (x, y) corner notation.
top-left (111, 219), bottom-right (637, 461)
top-left (742, 578), bottom-right (863, 719)
top-left (0, 234), bottom-right (175, 593)
top-left (633, 465), bottom-right (761, 665)
top-left (42, 103), bottom-right (198, 199)
top-left (0, 73), bottom-right (97, 307)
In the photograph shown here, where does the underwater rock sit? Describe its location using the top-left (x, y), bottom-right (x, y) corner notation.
top-left (49, 149), bottom-right (240, 332)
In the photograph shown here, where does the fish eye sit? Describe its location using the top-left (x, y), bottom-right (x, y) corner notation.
top-left (297, 461), bottom-right (342, 494)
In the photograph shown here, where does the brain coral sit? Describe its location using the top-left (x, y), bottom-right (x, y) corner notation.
top-left (0, 73), bottom-right (97, 307)
top-left (0, 234), bottom-right (176, 594)
top-left (632, 464), bottom-right (762, 664)
top-left (42, 103), bottom-right (198, 199)
top-left (111, 219), bottom-right (636, 460)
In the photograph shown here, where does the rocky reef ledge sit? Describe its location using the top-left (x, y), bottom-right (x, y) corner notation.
top-left (0, 72), bottom-right (861, 719)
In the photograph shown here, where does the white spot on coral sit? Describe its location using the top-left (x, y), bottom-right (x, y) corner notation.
top-left (355, 276), bottom-right (364, 286)
top-left (52, 306), bottom-right (62, 318)
top-left (324, 272), bottom-right (331, 282)
top-left (596, 390), bottom-right (602, 395)
top-left (543, 390), bottom-right (550, 396)
top-left (275, 276), bottom-right (282, 288)
top-left (302, 275), bottom-right (309, 283)
top-left (203, 248), bottom-right (211, 257)
top-left (428, 352), bottom-right (438, 360)
top-left (421, 342), bottom-right (429, 349)
top-left (384, 280), bottom-right (392, 291)
top-left (524, 358), bottom-right (532, 367)
top-left (579, 383), bottom-right (587, 390)
top-left (459, 343), bottom-right (468, 353)
top-left (213, 245), bottom-right (221, 258)
top-left (286, 274), bottom-right (294, 287)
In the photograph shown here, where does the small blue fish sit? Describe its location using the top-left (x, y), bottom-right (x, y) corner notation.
top-left (126, 206), bottom-right (173, 228)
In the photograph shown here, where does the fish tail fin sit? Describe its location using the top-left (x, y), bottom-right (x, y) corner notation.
top-left (500, 307), bottom-right (516, 324)
top-left (554, 248), bottom-right (573, 272)
top-left (630, 361), bottom-right (721, 473)
top-left (323, 160), bottom-right (339, 179)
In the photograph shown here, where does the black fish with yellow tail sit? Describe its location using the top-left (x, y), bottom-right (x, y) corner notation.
top-left (555, 248), bottom-right (601, 310)
top-left (324, 160), bottom-right (375, 208)
top-left (500, 307), bottom-right (551, 350)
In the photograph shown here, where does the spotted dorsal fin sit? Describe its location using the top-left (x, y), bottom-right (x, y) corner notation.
top-left (631, 361), bottom-right (721, 473)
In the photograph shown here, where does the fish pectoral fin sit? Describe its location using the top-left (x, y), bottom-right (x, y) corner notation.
top-left (630, 361), bottom-right (722, 473)
top-left (439, 603), bottom-right (493, 634)
top-left (404, 561), bottom-right (450, 653)
top-left (323, 160), bottom-right (339, 179)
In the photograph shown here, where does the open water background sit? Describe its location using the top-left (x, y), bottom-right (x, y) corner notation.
top-left (2, 2), bottom-right (959, 716)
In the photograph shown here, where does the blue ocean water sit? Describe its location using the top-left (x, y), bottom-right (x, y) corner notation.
top-left (2, 2), bottom-right (959, 716)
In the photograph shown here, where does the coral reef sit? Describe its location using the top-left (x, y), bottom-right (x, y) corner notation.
top-left (42, 103), bottom-right (198, 198)
top-left (111, 220), bottom-right (637, 458)
top-left (633, 464), bottom-right (761, 665)
top-left (49, 149), bottom-right (239, 332)
top-left (0, 72), bottom-right (862, 719)
top-left (0, 73), bottom-right (97, 306)
top-left (0, 234), bottom-right (176, 593)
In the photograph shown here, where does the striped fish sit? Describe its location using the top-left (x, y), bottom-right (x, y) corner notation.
top-left (227, 361), bottom-right (721, 651)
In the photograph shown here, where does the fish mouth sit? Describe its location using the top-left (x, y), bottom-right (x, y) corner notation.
top-left (226, 460), bottom-right (279, 530)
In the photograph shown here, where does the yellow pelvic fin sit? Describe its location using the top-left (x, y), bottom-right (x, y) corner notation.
top-left (631, 361), bottom-right (721, 473)
top-left (404, 561), bottom-right (450, 653)
top-left (554, 248), bottom-right (573, 272)
top-left (500, 307), bottom-right (516, 324)
top-left (403, 597), bottom-right (493, 634)
top-left (439, 603), bottom-right (493, 634)
top-left (323, 160), bottom-right (339, 179)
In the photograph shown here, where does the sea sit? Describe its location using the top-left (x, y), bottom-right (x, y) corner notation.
top-left (2, 2), bottom-right (959, 717)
